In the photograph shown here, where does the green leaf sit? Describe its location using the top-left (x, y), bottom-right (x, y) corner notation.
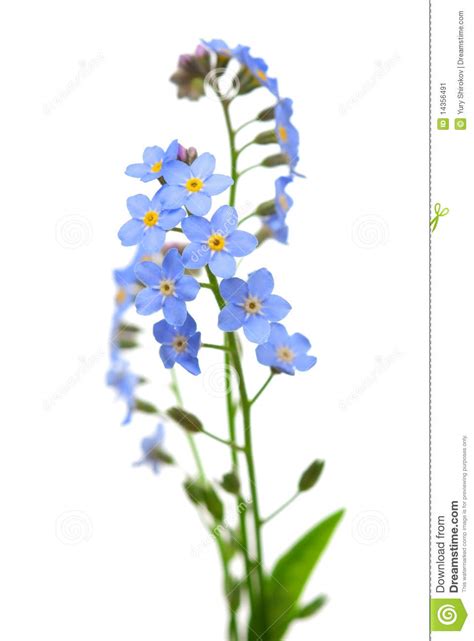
top-left (298, 459), bottom-right (325, 492)
top-left (294, 594), bottom-right (327, 619)
top-left (167, 406), bottom-right (203, 433)
top-left (134, 398), bottom-right (158, 414)
top-left (258, 510), bottom-right (344, 640)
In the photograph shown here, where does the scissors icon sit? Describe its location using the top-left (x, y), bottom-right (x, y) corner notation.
top-left (430, 203), bottom-right (449, 232)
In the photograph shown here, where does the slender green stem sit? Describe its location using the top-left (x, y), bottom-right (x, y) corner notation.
top-left (261, 491), bottom-right (300, 525)
top-left (250, 373), bottom-right (275, 405)
top-left (199, 282), bottom-right (214, 290)
top-left (201, 342), bottom-right (230, 352)
top-left (214, 529), bottom-right (239, 641)
top-left (236, 140), bottom-right (255, 156)
top-left (221, 101), bottom-right (239, 205)
top-left (238, 163), bottom-right (262, 178)
top-left (171, 226), bottom-right (184, 233)
top-left (201, 428), bottom-right (245, 451)
top-left (237, 211), bottom-right (258, 227)
top-left (234, 117), bottom-right (257, 135)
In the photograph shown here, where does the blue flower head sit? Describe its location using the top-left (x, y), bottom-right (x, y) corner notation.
top-left (201, 39), bottom-right (235, 59)
top-left (106, 357), bottom-right (138, 424)
top-left (125, 140), bottom-right (179, 182)
top-left (263, 176), bottom-right (294, 244)
top-left (118, 192), bottom-right (185, 253)
top-left (275, 99), bottom-right (300, 173)
top-left (153, 313), bottom-right (201, 375)
top-left (160, 153), bottom-right (233, 216)
top-left (256, 323), bottom-right (317, 375)
top-left (218, 268), bottom-right (291, 343)
top-left (134, 423), bottom-right (166, 474)
top-left (236, 46), bottom-right (279, 97)
top-left (134, 248), bottom-right (200, 325)
top-left (182, 206), bottom-right (257, 278)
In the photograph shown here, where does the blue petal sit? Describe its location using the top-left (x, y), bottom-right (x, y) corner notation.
top-left (247, 268), bottom-right (274, 299)
top-left (127, 194), bottom-right (150, 219)
top-left (182, 243), bottom-right (210, 269)
top-left (160, 345), bottom-right (177, 368)
top-left (294, 354), bottom-right (317, 371)
top-left (187, 332), bottom-right (201, 357)
top-left (175, 275), bottom-right (200, 301)
top-left (163, 296), bottom-right (187, 326)
top-left (255, 343), bottom-right (276, 367)
top-left (162, 248), bottom-right (184, 280)
top-left (262, 295), bottom-right (292, 321)
top-left (289, 332), bottom-right (311, 354)
top-left (218, 304), bottom-right (246, 331)
top-left (204, 174), bottom-right (233, 195)
top-left (268, 322), bottom-right (290, 346)
top-left (182, 216), bottom-right (211, 242)
top-left (209, 251), bottom-right (236, 278)
top-left (143, 146), bottom-right (164, 165)
top-left (162, 160), bottom-right (191, 185)
top-left (134, 261), bottom-right (163, 287)
top-left (141, 226), bottom-right (166, 253)
top-left (125, 163), bottom-right (147, 178)
top-left (225, 230), bottom-right (257, 257)
top-left (118, 218), bottom-right (143, 246)
top-left (211, 206), bottom-right (238, 235)
top-left (159, 185), bottom-right (187, 209)
top-left (177, 353), bottom-right (201, 375)
top-left (243, 315), bottom-right (271, 344)
top-left (187, 192), bottom-right (212, 216)
top-left (153, 320), bottom-right (176, 344)
top-left (220, 277), bottom-right (248, 303)
top-left (191, 153), bottom-right (216, 180)
top-left (181, 313), bottom-right (197, 336)
top-left (165, 139), bottom-right (179, 161)
top-left (159, 208), bottom-right (185, 230)
top-left (135, 287), bottom-right (164, 315)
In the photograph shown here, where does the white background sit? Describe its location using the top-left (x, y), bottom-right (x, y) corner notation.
top-left (1, 1), bottom-right (429, 639)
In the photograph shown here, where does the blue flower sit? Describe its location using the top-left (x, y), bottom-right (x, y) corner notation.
top-left (134, 248), bottom-right (200, 325)
top-left (256, 323), bottom-right (317, 375)
top-left (201, 39), bottom-right (235, 58)
top-left (134, 424), bottom-right (166, 474)
top-left (218, 268), bottom-right (291, 343)
top-left (262, 176), bottom-right (294, 244)
top-left (160, 152), bottom-right (233, 216)
top-left (275, 99), bottom-right (300, 172)
top-left (118, 192), bottom-right (184, 253)
top-left (153, 313), bottom-right (201, 375)
top-left (125, 140), bottom-right (179, 182)
top-left (236, 46), bottom-right (279, 96)
top-left (182, 206), bottom-right (257, 278)
top-left (106, 357), bottom-right (138, 424)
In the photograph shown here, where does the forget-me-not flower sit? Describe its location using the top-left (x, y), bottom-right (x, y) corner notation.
top-left (275, 99), bottom-right (300, 172)
top-left (125, 140), bottom-right (179, 182)
top-left (134, 424), bottom-right (168, 474)
top-left (256, 323), bottom-right (317, 375)
top-left (153, 313), bottom-right (201, 375)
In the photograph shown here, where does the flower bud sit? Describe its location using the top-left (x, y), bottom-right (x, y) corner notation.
top-left (254, 130), bottom-right (278, 145)
top-left (256, 199), bottom-right (276, 217)
top-left (261, 153), bottom-right (290, 168)
top-left (204, 485), bottom-right (224, 521)
top-left (221, 471), bottom-right (240, 495)
top-left (298, 459), bottom-right (325, 492)
top-left (167, 406), bottom-right (203, 432)
top-left (135, 398), bottom-right (159, 414)
top-left (257, 106), bottom-right (276, 121)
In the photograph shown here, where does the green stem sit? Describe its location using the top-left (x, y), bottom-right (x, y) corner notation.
top-left (234, 117), bottom-right (257, 135)
top-left (250, 373), bottom-right (275, 405)
top-left (221, 101), bottom-right (239, 205)
top-left (201, 428), bottom-right (245, 451)
top-left (238, 163), bottom-right (262, 178)
top-left (236, 140), bottom-right (255, 156)
top-left (261, 491), bottom-right (300, 525)
top-left (201, 342), bottom-right (230, 352)
top-left (238, 211), bottom-right (258, 227)
top-left (199, 282), bottom-right (214, 290)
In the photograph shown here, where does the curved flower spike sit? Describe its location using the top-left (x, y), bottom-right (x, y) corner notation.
top-left (118, 192), bottom-right (185, 253)
top-left (218, 268), bottom-right (291, 343)
top-left (182, 206), bottom-right (257, 278)
top-left (125, 140), bottom-right (179, 182)
top-left (235, 45), bottom-right (279, 97)
top-left (134, 248), bottom-right (200, 325)
top-left (153, 313), bottom-right (201, 376)
top-left (256, 323), bottom-right (317, 375)
top-left (161, 152), bottom-right (233, 216)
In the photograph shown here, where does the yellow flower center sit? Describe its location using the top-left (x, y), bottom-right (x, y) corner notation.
top-left (115, 288), bottom-right (127, 305)
top-left (277, 346), bottom-right (295, 363)
top-left (257, 70), bottom-right (267, 82)
top-left (243, 296), bottom-right (262, 315)
top-left (150, 160), bottom-right (163, 173)
top-left (278, 194), bottom-right (289, 212)
top-left (143, 210), bottom-right (159, 227)
top-left (172, 336), bottom-right (188, 353)
top-left (185, 177), bottom-right (204, 192)
top-left (207, 234), bottom-right (226, 251)
top-left (278, 126), bottom-right (288, 143)
top-left (159, 279), bottom-right (175, 296)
